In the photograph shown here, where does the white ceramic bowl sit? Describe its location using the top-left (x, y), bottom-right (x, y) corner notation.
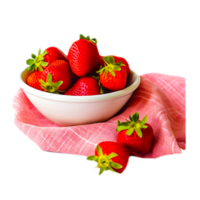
top-left (20, 69), bottom-right (140, 126)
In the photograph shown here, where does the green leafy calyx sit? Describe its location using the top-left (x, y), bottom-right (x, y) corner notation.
top-left (96, 56), bottom-right (125, 77)
top-left (26, 49), bottom-right (48, 72)
top-left (77, 32), bottom-right (99, 45)
top-left (116, 112), bottom-right (148, 138)
top-left (39, 73), bottom-right (64, 94)
top-left (87, 145), bottom-right (122, 175)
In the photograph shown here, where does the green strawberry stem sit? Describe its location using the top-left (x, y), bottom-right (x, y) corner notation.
top-left (96, 56), bottom-right (125, 77)
top-left (26, 49), bottom-right (48, 71)
top-left (39, 73), bottom-right (64, 94)
top-left (116, 112), bottom-right (148, 138)
top-left (77, 32), bottom-right (98, 45)
top-left (87, 145), bottom-right (122, 175)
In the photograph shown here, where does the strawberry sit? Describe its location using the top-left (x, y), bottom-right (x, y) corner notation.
top-left (26, 71), bottom-right (43, 91)
top-left (43, 47), bottom-right (68, 65)
top-left (97, 56), bottom-right (127, 91)
top-left (103, 54), bottom-right (131, 76)
top-left (87, 141), bottom-right (130, 175)
top-left (39, 60), bottom-right (72, 94)
top-left (116, 112), bottom-right (154, 153)
top-left (65, 77), bottom-right (100, 96)
top-left (26, 47), bottom-right (68, 72)
top-left (68, 34), bottom-right (100, 77)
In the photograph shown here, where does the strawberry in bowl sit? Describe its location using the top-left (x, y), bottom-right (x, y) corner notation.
top-left (65, 77), bottom-right (100, 96)
top-left (68, 34), bottom-right (100, 77)
top-left (26, 47), bottom-right (68, 72)
top-left (40, 60), bottom-right (72, 93)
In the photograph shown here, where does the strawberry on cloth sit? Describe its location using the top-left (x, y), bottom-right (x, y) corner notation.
top-left (13, 73), bottom-right (185, 158)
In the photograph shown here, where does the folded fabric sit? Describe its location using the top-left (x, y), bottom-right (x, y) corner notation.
top-left (13, 73), bottom-right (185, 158)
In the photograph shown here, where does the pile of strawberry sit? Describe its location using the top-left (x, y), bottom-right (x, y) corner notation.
top-left (87, 112), bottom-right (154, 175)
top-left (26, 34), bottom-right (130, 95)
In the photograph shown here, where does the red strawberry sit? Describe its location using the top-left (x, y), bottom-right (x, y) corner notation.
top-left (40, 60), bottom-right (72, 94)
top-left (26, 47), bottom-right (68, 72)
top-left (97, 56), bottom-right (127, 91)
top-left (68, 34), bottom-right (100, 77)
top-left (87, 141), bottom-right (130, 174)
top-left (103, 54), bottom-right (131, 76)
top-left (26, 71), bottom-right (43, 91)
top-left (44, 47), bottom-right (68, 64)
top-left (116, 112), bottom-right (154, 153)
top-left (65, 77), bottom-right (100, 96)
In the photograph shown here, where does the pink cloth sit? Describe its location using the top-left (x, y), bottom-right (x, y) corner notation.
top-left (13, 73), bottom-right (185, 158)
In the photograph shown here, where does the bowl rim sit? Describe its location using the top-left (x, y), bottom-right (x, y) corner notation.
top-left (19, 69), bottom-right (140, 102)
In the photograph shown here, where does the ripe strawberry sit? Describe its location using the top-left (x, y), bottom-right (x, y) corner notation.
top-left (103, 54), bottom-right (131, 76)
top-left (97, 56), bottom-right (127, 91)
top-left (26, 71), bottom-right (43, 91)
top-left (68, 34), bottom-right (100, 77)
top-left (44, 47), bottom-right (68, 65)
top-left (116, 112), bottom-right (154, 153)
top-left (87, 141), bottom-right (130, 175)
top-left (26, 47), bottom-right (68, 72)
top-left (40, 60), bottom-right (72, 94)
top-left (65, 77), bottom-right (100, 96)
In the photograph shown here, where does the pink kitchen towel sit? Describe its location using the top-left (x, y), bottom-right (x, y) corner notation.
top-left (13, 73), bottom-right (185, 158)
